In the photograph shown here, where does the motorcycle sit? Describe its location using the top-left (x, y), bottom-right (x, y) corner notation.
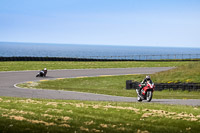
top-left (36, 70), bottom-right (47, 77)
top-left (136, 81), bottom-right (155, 102)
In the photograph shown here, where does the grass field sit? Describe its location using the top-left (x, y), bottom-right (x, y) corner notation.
top-left (0, 97), bottom-right (200, 133)
top-left (18, 62), bottom-right (200, 99)
top-left (0, 61), bottom-right (191, 71)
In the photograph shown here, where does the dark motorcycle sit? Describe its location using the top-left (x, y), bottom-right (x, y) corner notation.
top-left (36, 70), bottom-right (47, 77)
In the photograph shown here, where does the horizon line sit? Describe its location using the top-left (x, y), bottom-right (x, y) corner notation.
top-left (0, 41), bottom-right (200, 48)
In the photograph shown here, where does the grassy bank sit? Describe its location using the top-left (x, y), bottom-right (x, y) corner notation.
top-left (151, 61), bottom-right (200, 83)
top-left (0, 97), bottom-right (200, 133)
top-left (0, 61), bottom-right (190, 71)
top-left (18, 62), bottom-right (200, 99)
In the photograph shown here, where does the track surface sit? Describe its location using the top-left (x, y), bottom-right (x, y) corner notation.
top-left (0, 67), bottom-right (200, 106)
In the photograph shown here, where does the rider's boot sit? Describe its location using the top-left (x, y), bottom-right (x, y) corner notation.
top-left (139, 87), bottom-right (142, 95)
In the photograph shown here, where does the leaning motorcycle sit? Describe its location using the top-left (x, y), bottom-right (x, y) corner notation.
top-left (36, 70), bottom-right (45, 77)
top-left (136, 81), bottom-right (155, 102)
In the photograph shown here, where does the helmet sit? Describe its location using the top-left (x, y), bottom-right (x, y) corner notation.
top-left (145, 75), bottom-right (150, 80)
top-left (44, 68), bottom-right (47, 70)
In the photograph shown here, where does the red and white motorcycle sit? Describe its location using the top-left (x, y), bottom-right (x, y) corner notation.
top-left (136, 81), bottom-right (155, 102)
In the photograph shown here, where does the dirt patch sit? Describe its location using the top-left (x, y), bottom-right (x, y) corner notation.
top-left (66, 110), bottom-right (73, 113)
top-left (17, 99), bottom-right (42, 104)
top-left (196, 115), bottom-right (200, 118)
top-left (10, 115), bottom-right (26, 121)
top-left (92, 105), bottom-right (100, 109)
top-left (91, 129), bottom-right (101, 132)
top-left (103, 105), bottom-right (140, 113)
top-left (141, 109), bottom-right (200, 122)
top-left (80, 126), bottom-right (89, 132)
top-left (2, 113), bottom-right (57, 126)
top-left (100, 124), bottom-right (108, 128)
top-left (46, 102), bottom-right (58, 107)
top-left (3, 100), bottom-right (11, 103)
top-left (45, 108), bottom-right (63, 113)
top-left (42, 114), bottom-right (54, 118)
top-left (59, 124), bottom-right (70, 127)
top-left (137, 129), bottom-right (149, 133)
top-left (84, 121), bottom-right (94, 125)
top-left (27, 119), bottom-right (56, 126)
top-left (10, 109), bottom-right (35, 115)
top-left (0, 107), bottom-right (9, 112)
top-left (141, 113), bottom-right (154, 118)
top-left (75, 103), bottom-right (86, 108)
top-left (1, 108), bottom-right (35, 116)
top-left (62, 116), bottom-right (71, 121)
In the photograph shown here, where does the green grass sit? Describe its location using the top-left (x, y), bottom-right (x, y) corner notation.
top-left (151, 61), bottom-right (200, 83)
top-left (2, 61), bottom-right (200, 132)
top-left (18, 62), bottom-right (200, 99)
top-left (19, 75), bottom-right (200, 99)
top-left (0, 96), bottom-right (200, 133)
top-left (0, 61), bottom-right (191, 71)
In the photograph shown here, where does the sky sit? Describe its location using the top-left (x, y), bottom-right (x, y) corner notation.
top-left (0, 0), bottom-right (200, 47)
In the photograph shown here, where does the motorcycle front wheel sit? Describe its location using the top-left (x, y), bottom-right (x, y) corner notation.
top-left (137, 96), bottom-right (142, 102)
top-left (146, 91), bottom-right (153, 102)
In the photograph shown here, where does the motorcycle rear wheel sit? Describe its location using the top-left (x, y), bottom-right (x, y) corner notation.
top-left (146, 91), bottom-right (153, 102)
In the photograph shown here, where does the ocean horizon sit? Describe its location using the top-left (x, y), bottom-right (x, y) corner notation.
top-left (0, 42), bottom-right (200, 60)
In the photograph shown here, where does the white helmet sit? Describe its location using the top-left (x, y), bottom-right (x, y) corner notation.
top-left (44, 68), bottom-right (47, 70)
top-left (146, 75), bottom-right (150, 80)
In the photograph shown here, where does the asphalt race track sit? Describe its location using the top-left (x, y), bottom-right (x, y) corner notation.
top-left (0, 67), bottom-right (200, 106)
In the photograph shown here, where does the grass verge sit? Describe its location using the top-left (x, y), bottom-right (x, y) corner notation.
top-left (0, 61), bottom-right (191, 71)
top-left (0, 96), bottom-right (200, 133)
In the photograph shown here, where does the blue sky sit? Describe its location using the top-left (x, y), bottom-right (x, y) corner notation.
top-left (0, 0), bottom-right (200, 47)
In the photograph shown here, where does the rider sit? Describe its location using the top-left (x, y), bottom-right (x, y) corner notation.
top-left (40, 68), bottom-right (47, 77)
top-left (139, 75), bottom-right (153, 94)
top-left (43, 68), bottom-right (47, 77)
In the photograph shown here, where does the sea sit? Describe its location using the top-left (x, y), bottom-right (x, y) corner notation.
top-left (0, 42), bottom-right (200, 60)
